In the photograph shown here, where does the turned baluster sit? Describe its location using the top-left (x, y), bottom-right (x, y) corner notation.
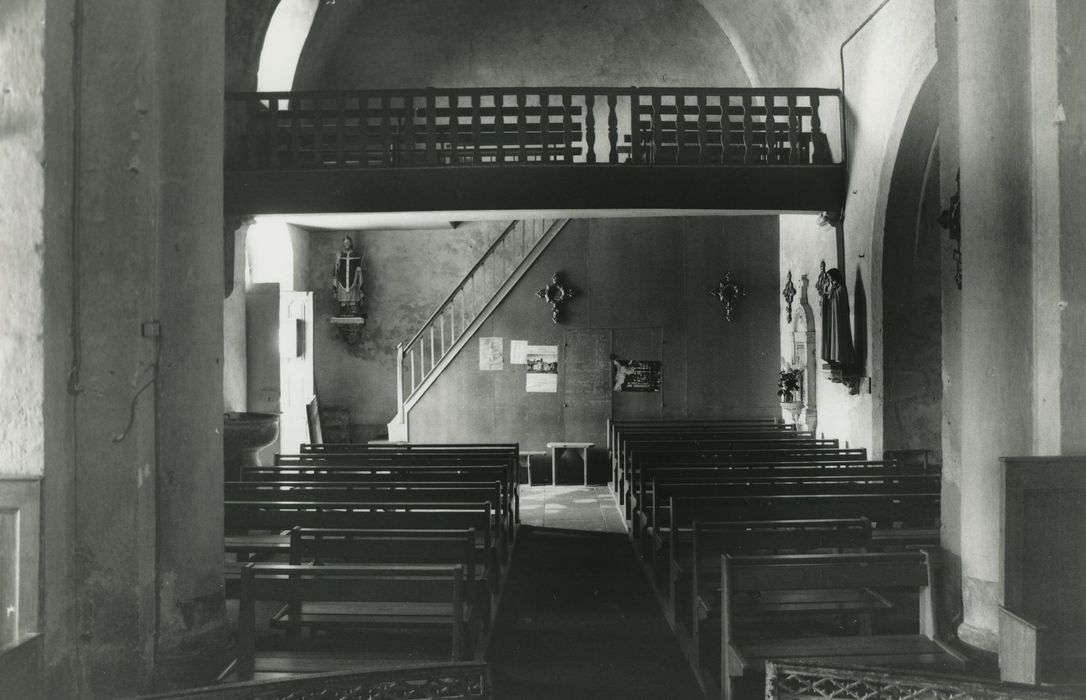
top-left (448, 93), bottom-right (459, 166)
top-left (517, 92), bottom-right (527, 164)
top-left (697, 94), bottom-right (708, 164)
top-left (787, 94), bottom-right (800, 164)
top-left (426, 89), bottom-right (437, 166)
top-left (742, 94), bottom-right (754, 164)
top-left (266, 96), bottom-right (279, 168)
top-left (314, 97), bottom-right (325, 167)
top-left (289, 96), bottom-right (301, 168)
top-left (540, 92), bottom-right (550, 163)
top-left (765, 94), bottom-right (778, 163)
top-left (585, 92), bottom-right (596, 164)
top-left (674, 93), bottom-right (685, 164)
top-left (494, 92), bottom-right (504, 163)
top-left (720, 92), bottom-right (731, 164)
top-left (358, 95), bottom-right (370, 166)
top-left (811, 94), bottom-right (830, 163)
top-left (608, 92), bottom-right (619, 164)
top-left (562, 92), bottom-right (573, 162)
top-left (335, 95), bottom-right (346, 167)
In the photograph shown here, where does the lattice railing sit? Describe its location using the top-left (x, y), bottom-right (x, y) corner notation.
top-left (766, 660), bottom-right (1079, 700)
top-left (141, 662), bottom-right (491, 700)
top-left (225, 87), bottom-right (842, 170)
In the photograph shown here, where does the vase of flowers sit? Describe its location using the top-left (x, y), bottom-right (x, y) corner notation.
top-left (777, 369), bottom-right (801, 403)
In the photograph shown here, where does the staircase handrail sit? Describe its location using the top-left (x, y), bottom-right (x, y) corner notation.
top-left (402, 219), bottom-right (524, 353)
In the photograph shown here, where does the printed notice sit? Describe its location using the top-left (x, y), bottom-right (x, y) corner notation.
top-left (526, 344), bottom-right (558, 393)
top-left (510, 340), bottom-right (529, 365)
top-left (479, 337), bottom-right (503, 371)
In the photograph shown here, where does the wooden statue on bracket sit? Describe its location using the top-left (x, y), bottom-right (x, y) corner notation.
top-left (816, 263), bottom-right (855, 367)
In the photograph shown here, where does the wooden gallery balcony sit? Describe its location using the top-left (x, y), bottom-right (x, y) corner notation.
top-left (224, 87), bottom-right (846, 215)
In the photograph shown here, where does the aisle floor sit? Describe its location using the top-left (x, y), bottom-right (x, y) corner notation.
top-left (488, 487), bottom-right (704, 699)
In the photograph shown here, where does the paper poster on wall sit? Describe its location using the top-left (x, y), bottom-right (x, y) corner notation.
top-left (510, 340), bottom-right (528, 365)
top-left (526, 345), bottom-right (558, 393)
top-left (612, 358), bottom-right (662, 392)
top-left (479, 337), bottom-right (503, 371)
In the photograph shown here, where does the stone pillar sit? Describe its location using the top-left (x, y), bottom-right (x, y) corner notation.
top-left (69, 2), bottom-right (226, 695)
top-left (955, 0), bottom-right (1033, 651)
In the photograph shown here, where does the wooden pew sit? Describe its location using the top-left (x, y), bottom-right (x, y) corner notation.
top-left (644, 473), bottom-right (939, 545)
top-left (685, 519), bottom-right (873, 677)
top-left (617, 433), bottom-right (829, 505)
top-left (624, 447), bottom-right (870, 522)
top-left (607, 418), bottom-right (788, 488)
top-left (225, 480), bottom-right (507, 543)
top-left (284, 527), bottom-right (491, 635)
top-left (246, 462), bottom-right (517, 543)
top-left (227, 563), bottom-right (471, 681)
top-left (224, 500), bottom-right (501, 577)
top-left (658, 492), bottom-right (941, 590)
top-left (720, 551), bottom-right (966, 700)
top-left (632, 461), bottom-right (906, 534)
top-left (765, 659), bottom-right (1082, 700)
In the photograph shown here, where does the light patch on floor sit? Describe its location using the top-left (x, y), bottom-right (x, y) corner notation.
top-left (518, 485), bottom-right (627, 533)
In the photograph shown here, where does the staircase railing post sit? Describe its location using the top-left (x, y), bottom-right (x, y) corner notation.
top-left (396, 342), bottom-right (405, 422)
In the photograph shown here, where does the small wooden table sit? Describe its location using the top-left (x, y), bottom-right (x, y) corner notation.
top-left (519, 450), bottom-right (547, 486)
top-left (546, 442), bottom-right (594, 486)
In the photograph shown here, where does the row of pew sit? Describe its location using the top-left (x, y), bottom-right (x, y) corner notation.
top-left (219, 442), bottom-right (519, 682)
top-left (607, 418), bottom-right (958, 700)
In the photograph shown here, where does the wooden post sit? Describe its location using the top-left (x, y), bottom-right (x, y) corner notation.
top-left (336, 94), bottom-right (346, 166)
top-left (608, 92), bottom-right (619, 164)
top-left (448, 93), bottom-right (459, 166)
top-left (359, 94), bottom-right (369, 166)
top-left (540, 92), bottom-right (550, 163)
top-left (517, 92), bottom-right (527, 164)
top-left (787, 94), bottom-right (800, 164)
top-left (267, 95), bottom-right (279, 169)
top-left (585, 92), bottom-right (596, 164)
top-left (313, 96), bottom-right (325, 167)
top-left (494, 92), bottom-right (505, 163)
top-left (720, 92), bottom-right (731, 164)
top-left (471, 93), bottom-right (481, 164)
top-left (426, 88), bottom-right (437, 166)
top-left (742, 93), bottom-right (754, 165)
top-left (562, 91), bottom-right (573, 162)
top-left (697, 94), bottom-right (708, 164)
top-left (380, 94), bottom-right (391, 165)
top-left (674, 93), bottom-right (685, 164)
top-left (766, 93), bottom-right (778, 163)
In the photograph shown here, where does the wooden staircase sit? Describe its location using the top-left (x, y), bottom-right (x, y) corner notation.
top-left (387, 218), bottom-right (568, 441)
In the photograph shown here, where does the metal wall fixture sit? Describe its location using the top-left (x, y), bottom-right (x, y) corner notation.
top-left (709, 272), bottom-right (748, 322)
top-left (939, 168), bottom-right (962, 290)
top-left (536, 271), bottom-right (575, 323)
top-left (782, 270), bottom-right (797, 322)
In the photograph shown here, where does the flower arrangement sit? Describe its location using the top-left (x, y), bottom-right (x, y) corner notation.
top-left (777, 369), bottom-right (801, 403)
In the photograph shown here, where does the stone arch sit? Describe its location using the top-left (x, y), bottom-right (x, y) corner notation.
top-left (879, 67), bottom-right (942, 461)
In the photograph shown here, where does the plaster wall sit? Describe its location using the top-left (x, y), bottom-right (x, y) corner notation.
top-left (1057, 0), bottom-right (1086, 452)
top-left (295, 0), bottom-right (749, 90)
top-left (0, 0), bottom-right (47, 477)
top-left (309, 222), bottom-right (503, 439)
top-left (695, 0), bottom-right (887, 87)
top-left (777, 0), bottom-right (936, 455)
top-left (408, 216), bottom-right (780, 471)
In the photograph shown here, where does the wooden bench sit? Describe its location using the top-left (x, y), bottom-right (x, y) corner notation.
top-left (225, 500), bottom-right (501, 577)
top-left (632, 462), bottom-right (910, 524)
top-left (225, 563), bottom-right (471, 681)
top-left (225, 480), bottom-right (508, 545)
top-left (658, 492), bottom-right (941, 590)
top-left (644, 473), bottom-right (939, 543)
top-left (720, 551), bottom-right (966, 700)
top-left (248, 461), bottom-right (517, 542)
top-left (284, 527), bottom-right (491, 634)
top-left (685, 519), bottom-right (873, 677)
top-left (624, 447), bottom-right (870, 522)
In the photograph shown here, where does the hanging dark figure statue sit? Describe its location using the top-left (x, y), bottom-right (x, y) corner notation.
top-left (820, 267), bottom-right (855, 366)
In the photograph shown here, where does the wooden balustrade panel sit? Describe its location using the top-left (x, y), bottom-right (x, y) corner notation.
top-left (225, 88), bottom-right (839, 171)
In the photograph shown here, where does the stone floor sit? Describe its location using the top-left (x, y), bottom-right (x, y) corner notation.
top-left (517, 485), bottom-right (627, 533)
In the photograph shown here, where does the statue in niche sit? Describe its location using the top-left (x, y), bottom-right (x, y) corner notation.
top-left (820, 267), bottom-right (855, 366)
top-left (332, 234), bottom-right (365, 317)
